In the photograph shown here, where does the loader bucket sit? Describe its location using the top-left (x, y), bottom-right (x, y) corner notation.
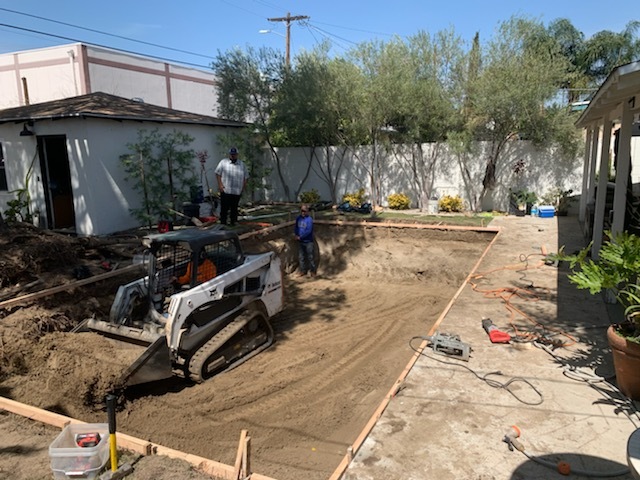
top-left (119, 337), bottom-right (173, 387)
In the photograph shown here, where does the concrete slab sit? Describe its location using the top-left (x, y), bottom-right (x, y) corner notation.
top-left (343, 215), bottom-right (639, 480)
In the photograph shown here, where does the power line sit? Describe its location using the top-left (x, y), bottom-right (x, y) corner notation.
top-left (251, 0), bottom-right (283, 11)
top-left (0, 7), bottom-right (216, 61)
top-left (305, 24), bottom-right (323, 48)
top-left (310, 19), bottom-right (396, 38)
top-left (307, 24), bottom-right (358, 47)
top-left (217, 0), bottom-right (266, 20)
top-left (304, 25), bottom-right (350, 52)
top-left (0, 23), bottom-right (213, 69)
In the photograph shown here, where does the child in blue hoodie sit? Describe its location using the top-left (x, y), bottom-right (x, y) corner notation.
top-left (294, 204), bottom-right (316, 277)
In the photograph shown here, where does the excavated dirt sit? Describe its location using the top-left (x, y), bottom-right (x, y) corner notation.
top-left (0, 222), bottom-right (492, 480)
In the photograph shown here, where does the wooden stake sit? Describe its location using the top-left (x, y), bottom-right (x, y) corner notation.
top-left (233, 429), bottom-right (249, 480)
top-left (243, 435), bottom-right (251, 479)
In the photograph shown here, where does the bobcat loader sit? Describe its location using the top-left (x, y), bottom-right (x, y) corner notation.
top-left (80, 228), bottom-right (283, 387)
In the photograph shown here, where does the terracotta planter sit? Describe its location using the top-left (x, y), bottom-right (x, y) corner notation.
top-left (608, 325), bottom-right (640, 400)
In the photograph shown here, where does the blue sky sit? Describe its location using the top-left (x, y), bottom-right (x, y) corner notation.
top-left (0, 1), bottom-right (637, 70)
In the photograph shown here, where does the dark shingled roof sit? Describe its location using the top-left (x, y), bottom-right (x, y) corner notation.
top-left (0, 92), bottom-right (248, 128)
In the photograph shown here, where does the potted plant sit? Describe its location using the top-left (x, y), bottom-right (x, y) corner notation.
top-left (509, 189), bottom-right (538, 216)
top-left (565, 231), bottom-right (640, 399)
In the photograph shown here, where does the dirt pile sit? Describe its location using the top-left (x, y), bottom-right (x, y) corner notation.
top-left (0, 223), bottom-right (83, 288)
top-left (2, 331), bottom-right (144, 416)
top-left (0, 223), bottom-right (145, 396)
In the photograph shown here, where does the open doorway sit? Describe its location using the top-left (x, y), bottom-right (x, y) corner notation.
top-left (37, 135), bottom-right (75, 230)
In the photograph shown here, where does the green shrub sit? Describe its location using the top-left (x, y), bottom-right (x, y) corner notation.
top-left (387, 193), bottom-right (411, 210)
top-left (438, 195), bottom-right (465, 212)
top-left (299, 189), bottom-right (321, 204)
top-left (510, 189), bottom-right (538, 206)
top-left (342, 188), bottom-right (367, 207)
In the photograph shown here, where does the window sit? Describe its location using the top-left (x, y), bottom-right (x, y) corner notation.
top-left (0, 143), bottom-right (6, 191)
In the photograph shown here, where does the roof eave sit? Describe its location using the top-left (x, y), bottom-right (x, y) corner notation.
top-left (576, 61), bottom-right (640, 128)
top-left (0, 113), bottom-right (249, 128)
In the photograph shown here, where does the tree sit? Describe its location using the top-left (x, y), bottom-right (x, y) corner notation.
top-left (545, 18), bottom-right (589, 103)
top-left (462, 32), bottom-right (482, 120)
top-left (466, 17), bottom-right (578, 210)
top-left (270, 45), bottom-right (338, 201)
top-left (350, 38), bottom-right (412, 207)
top-left (120, 129), bottom-right (198, 228)
top-left (272, 44), bottom-right (366, 203)
top-left (212, 47), bottom-right (289, 198)
top-left (580, 21), bottom-right (640, 83)
top-left (544, 19), bottom-right (640, 102)
top-left (392, 29), bottom-right (464, 209)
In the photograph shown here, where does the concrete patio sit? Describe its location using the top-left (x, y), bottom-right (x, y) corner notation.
top-left (342, 215), bottom-right (639, 480)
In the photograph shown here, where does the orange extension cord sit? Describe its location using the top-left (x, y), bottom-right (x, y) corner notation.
top-left (468, 251), bottom-right (577, 347)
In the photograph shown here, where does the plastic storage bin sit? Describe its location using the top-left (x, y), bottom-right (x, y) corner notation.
top-left (49, 423), bottom-right (110, 479)
top-left (537, 205), bottom-right (555, 218)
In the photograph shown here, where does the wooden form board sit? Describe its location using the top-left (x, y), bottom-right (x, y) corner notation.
top-left (0, 264), bottom-right (142, 310)
top-left (0, 396), bottom-right (277, 480)
top-left (314, 218), bottom-right (500, 232)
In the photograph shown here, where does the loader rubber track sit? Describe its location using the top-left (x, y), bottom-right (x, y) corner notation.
top-left (188, 309), bottom-right (272, 383)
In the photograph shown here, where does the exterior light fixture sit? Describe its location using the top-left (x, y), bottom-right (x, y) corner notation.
top-left (19, 121), bottom-right (34, 137)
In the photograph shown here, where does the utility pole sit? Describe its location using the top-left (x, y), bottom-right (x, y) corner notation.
top-left (267, 12), bottom-right (309, 67)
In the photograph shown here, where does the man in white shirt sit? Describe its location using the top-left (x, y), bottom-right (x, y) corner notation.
top-left (215, 147), bottom-right (248, 226)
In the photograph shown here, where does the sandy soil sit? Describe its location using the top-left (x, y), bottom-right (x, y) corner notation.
top-left (0, 223), bottom-right (492, 479)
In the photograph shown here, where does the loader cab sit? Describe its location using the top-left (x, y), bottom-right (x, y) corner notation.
top-left (143, 229), bottom-right (244, 309)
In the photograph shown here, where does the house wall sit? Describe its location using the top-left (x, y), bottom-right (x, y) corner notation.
top-left (0, 44), bottom-right (219, 116)
top-left (0, 118), bottom-right (235, 236)
top-left (0, 46), bottom-right (80, 106)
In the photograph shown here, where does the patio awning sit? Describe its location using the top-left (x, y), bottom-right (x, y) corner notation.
top-left (576, 61), bottom-right (640, 127)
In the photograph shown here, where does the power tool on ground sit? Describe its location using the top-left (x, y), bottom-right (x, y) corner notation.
top-left (423, 332), bottom-right (471, 361)
top-left (482, 318), bottom-right (511, 343)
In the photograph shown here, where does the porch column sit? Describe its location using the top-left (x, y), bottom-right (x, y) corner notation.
top-left (578, 127), bottom-right (594, 222)
top-left (611, 98), bottom-right (633, 236)
top-left (586, 124), bottom-right (601, 206)
top-left (592, 118), bottom-right (613, 258)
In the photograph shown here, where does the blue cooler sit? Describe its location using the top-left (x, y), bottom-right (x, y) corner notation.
top-left (538, 205), bottom-right (555, 218)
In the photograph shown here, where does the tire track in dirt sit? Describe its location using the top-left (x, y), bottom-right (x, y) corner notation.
top-left (213, 282), bottom-right (413, 420)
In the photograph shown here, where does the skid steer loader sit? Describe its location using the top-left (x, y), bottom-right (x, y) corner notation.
top-left (80, 228), bottom-right (283, 387)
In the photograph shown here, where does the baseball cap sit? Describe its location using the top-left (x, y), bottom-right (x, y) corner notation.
top-left (229, 147), bottom-right (238, 155)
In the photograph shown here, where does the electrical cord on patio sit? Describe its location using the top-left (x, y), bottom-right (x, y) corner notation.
top-left (517, 252), bottom-right (536, 288)
top-left (409, 337), bottom-right (544, 406)
top-left (468, 252), bottom-right (578, 347)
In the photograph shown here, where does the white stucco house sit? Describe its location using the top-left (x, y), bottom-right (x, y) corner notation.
top-left (0, 92), bottom-right (247, 236)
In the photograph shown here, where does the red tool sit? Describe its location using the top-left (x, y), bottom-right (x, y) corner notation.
top-left (75, 433), bottom-right (101, 448)
top-left (482, 318), bottom-right (511, 343)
